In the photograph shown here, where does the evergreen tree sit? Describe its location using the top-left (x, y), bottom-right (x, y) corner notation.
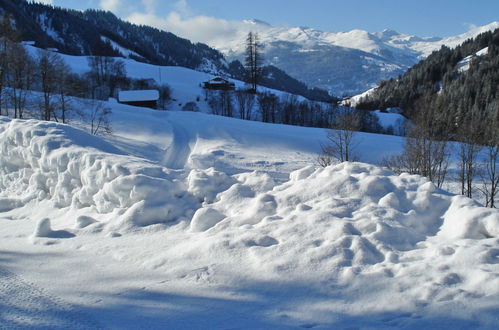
top-left (245, 32), bottom-right (263, 93)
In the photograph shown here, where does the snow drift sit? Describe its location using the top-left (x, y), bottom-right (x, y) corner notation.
top-left (1, 117), bottom-right (497, 251)
top-left (1, 116), bottom-right (499, 328)
top-left (0, 118), bottom-right (198, 228)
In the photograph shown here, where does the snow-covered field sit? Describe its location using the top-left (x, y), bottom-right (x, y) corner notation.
top-left (0, 46), bottom-right (497, 328)
top-left (1, 96), bottom-right (498, 328)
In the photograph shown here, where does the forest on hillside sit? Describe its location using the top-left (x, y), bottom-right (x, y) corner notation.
top-left (356, 28), bottom-right (499, 141)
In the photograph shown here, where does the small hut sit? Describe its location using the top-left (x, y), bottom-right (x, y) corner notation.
top-left (118, 90), bottom-right (160, 109)
top-left (203, 77), bottom-right (235, 91)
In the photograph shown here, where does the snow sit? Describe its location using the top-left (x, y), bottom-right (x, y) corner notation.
top-left (342, 87), bottom-right (376, 106)
top-left (118, 90), bottom-right (159, 102)
top-left (374, 110), bottom-right (406, 131)
top-left (1, 40), bottom-right (498, 328)
top-left (457, 47), bottom-right (489, 73)
top-left (101, 36), bottom-right (142, 59)
top-left (1, 96), bottom-right (498, 328)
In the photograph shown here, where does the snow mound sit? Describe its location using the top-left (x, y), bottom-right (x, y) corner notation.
top-left (0, 118), bottom-right (198, 229)
top-left (1, 118), bottom-right (498, 271)
top-left (193, 162), bottom-right (499, 274)
top-left (31, 218), bottom-right (74, 239)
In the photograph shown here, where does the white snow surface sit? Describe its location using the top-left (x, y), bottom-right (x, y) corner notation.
top-left (342, 87), bottom-right (376, 107)
top-left (118, 90), bottom-right (160, 102)
top-left (1, 99), bottom-right (498, 328)
top-left (374, 110), bottom-right (406, 131)
top-left (457, 47), bottom-right (489, 73)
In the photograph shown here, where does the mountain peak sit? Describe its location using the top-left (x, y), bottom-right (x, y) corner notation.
top-left (380, 28), bottom-right (400, 37)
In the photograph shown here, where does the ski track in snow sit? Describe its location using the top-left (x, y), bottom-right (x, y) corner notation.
top-left (0, 265), bottom-right (102, 329)
top-left (162, 121), bottom-right (195, 170)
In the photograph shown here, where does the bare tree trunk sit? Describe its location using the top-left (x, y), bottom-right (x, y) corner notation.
top-left (320, 108), bottom-right (361, 163)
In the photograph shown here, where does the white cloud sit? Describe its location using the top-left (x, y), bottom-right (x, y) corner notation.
top-left (125, 0), bottom-right (274, 51)
top-left (172, 0), bottom-right (192, 17)
top-left (100, 0), bottom-right (121, 12)
top-left (127, 11), bottom-right (248, 46)
top-left (464, 22), bottom-right (478, 31)
top-left (141, 0), bottom-right (158, 14)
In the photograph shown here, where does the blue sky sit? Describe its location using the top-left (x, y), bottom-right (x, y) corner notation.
top-left (40, 0), bottom-right (498, 38)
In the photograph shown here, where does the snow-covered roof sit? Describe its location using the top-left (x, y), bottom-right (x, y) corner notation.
top-left (118, 90), bottom-right (159, 102)
top-left (206, 77), bottom-right (231, 84)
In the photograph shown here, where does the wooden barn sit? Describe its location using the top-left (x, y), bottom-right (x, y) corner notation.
top-left (203, 77), bottom-right (235, 91)
top-left (118, 90), bottom-right (160, 109)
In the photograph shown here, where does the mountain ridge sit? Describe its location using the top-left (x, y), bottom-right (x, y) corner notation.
top-left (216, 20), bottom-right (499, 96)
top-left (0, 0), bottom-right (332, 101)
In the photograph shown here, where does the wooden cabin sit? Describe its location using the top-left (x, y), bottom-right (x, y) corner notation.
top-left (203, 77), bottom-right (235, 91)
top-left (118, 90), bottom-right (159, 109)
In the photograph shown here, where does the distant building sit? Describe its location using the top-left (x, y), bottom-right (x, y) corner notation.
top-left (118, 90), bottom-right (159, 109)
top-left (203, 77), bottom-right (235, 91)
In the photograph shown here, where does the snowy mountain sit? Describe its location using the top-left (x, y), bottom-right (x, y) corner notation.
top-left (217, 20), bottom-right (499, 96)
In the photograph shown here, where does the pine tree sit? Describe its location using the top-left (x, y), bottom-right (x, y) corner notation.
top-left (244, 32), bottom-right (263, 93)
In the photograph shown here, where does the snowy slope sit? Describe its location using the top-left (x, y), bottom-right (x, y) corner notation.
top-left (217, 20), bottom-right (499, 95)
top-left (24, 45), bottom-right (307, 114)
top-left (1, 96), bottom-right (498, 328)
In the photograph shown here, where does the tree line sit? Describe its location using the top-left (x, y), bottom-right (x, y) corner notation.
top-left (0, 15), bottom-right (171, 134)
top-left (352, 28), bottom-right (499, 207)
top-left (355, 28), bottom-right (499, 142)
top-left (205, 88), bottom-right (384, 132)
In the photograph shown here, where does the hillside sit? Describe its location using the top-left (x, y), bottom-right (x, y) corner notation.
top-left (0, 0), bottom-right (332, 101)
top-left (0, 0), bottom-right (226, 71)
top-left (355, 28), bottom-right (499, 137)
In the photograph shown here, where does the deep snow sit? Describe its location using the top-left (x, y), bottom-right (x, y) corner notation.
top-left (0, 44), bottom-right (498, 329)
top-left (1, 98), bottom-right (498, 328)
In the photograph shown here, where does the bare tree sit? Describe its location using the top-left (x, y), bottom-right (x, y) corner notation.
top-left (87, 56), bottom-right (127, 99)
top-left (207, 90), bottom-right (234, 117)
top-left (157, 84), bottom-right (171, 110)
top-left (478, 115), bottom-right (499, 208)
top-left (0, 39), bottom-right (7, 116)
top-left (56, 69), bottom-right (77, 124)
top-left (281, 94), bottom-right (298, 125)
top-left (37, 49), bottom-right (67, 121)
top-left (6, 43), bottom-right (35, 118)
top-left (479, 143), bottom-right (498, 208)
top-left (235, 89), bottom-right (255, 120)
top-left (316, 149), bottom-right (334, 167)
top-left (0, 14), bottom-right (19, 116)
top-left (456, 113), bottom-right (482, 198)
top-left (320, 108), bottom-right (361, 163)
top-left (381, 96), bottom-right (450, 188)
top-left (79, 99), bottom-right (112, 135)
top-left (220, 90), bottom-right (234, 117)
top-left (257, 92), bottom-right (278, 123)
